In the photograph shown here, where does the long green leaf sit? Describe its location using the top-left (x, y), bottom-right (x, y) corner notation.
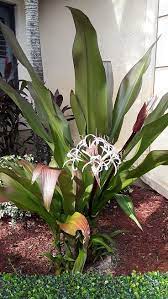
top-left (127, 150), bottom-right (168, 180)
top-left (123, 93), bottom-right (168, 158)
top-left (30, 79), bottom-right (72, 148)
top-left (0, 78), bottom-right (53, 146)
top-left (0, 171), bottom-right (55, 227)
top-left (70, 90), bottom-right (86, 136)
top-left (109, 150), bottom-right (168, 193)
top-left (145, 93), bottom-right (168, 125)
top-left (121, 112), bottom-right (168, 170)
top-left (110, 41), bottom-right (157, 142)
top-left (114, 194), bottom-right (142, 229)
top-left (28, 80), bottom-right (71, 166)
top-left (0, 21), bottom-right (71, 166)
top-left (69, 7), bottom-right (109, 135)
top-left (103, 61), bottom-right (113, 129)
top-left (122, 150), bottom-right (168, 189)
top-left (0, 21), bottom-right (54, 113)
top-left (0, 21), bottom-right (39, 81)
top-left (58, 171), bottom-right (75, 215)
top-left (77, 168), bottom-right (94, 212)
top-left (53, 99), bottom-right (73, 146)
top-left (27, 81), bottom-right (50, 129)
top-left (108, 113), bottom-right (168, 193)
top-left (78, 184), bottom-right (93, 212)
top-left (0, 168), bottom-right (41, 197)
top-left (90, 235), bottom-right (113, 253)
top-left (72, 248), bottom-right (87, 273)
top-left (0, 23), bottom-right (54, 130)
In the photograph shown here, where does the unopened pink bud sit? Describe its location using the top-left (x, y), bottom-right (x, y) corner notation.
top-left (133, 103), bottom-right (147, 133)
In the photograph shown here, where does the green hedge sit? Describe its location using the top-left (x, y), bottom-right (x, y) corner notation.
top-left (0, 272), bottom-right (167, 299)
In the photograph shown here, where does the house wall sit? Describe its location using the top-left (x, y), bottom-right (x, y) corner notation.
top-left (3, 0), bottom-right (158, 146)
top-left (40, 0), bottom-right (168, 198)
top-left (3, 0), bottom-right (168, 197)
top-left (1, 0), bottom-right (28, 79)
top-left (39, 0), bottom-right (158, 148)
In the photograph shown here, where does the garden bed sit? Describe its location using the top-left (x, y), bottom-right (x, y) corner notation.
top-left (0, 185), bottom-right (167, 275)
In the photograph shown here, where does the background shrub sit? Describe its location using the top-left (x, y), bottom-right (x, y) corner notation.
top-left (0, 202), bottom-right (31, 223)
top-left (0, 155), bottom-right (34, 223)
top-left (0, 272), bottom-right (167, 299)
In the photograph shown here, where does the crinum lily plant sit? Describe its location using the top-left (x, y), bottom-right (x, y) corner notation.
top-left (0, 8), bottom-right (168, 273)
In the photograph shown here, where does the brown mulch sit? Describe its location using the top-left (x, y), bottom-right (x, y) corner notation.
top-left (0, 219), bottom-right (53, 275)
top-left (0, 185), bottom-right (168, 275)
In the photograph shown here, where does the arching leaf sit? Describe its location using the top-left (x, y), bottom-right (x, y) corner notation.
top-left (32, 164), bottom-right (61, 211)
top-left (69, 7), bottom-right (109, 135)
top-left (110, 41), bottom-right (157, 142)
top-left (58, 212), bottom-right (90, 246)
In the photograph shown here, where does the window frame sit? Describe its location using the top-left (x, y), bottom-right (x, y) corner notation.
top-left (0, 1), bottom-right (18, 83)
top-left (154, 1), bottom-right (168, 79)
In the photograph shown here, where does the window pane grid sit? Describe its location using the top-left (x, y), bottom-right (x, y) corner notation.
top-left (159, 0), bottom-right (168, 17)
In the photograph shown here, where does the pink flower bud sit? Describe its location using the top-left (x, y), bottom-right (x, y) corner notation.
top-left (133, 103), bottom-right (147, 133)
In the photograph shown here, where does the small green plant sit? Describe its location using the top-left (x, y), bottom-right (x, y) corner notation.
top-left (0, 155), bottom-right (34, 222)
top-left (0, 8), bottom-right (168, 274)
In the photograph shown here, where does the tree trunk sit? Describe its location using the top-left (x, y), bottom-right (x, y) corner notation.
top-left (24, 0), bottom-right (50, 163)
top-left (24, 0), bottom-right (43, 80)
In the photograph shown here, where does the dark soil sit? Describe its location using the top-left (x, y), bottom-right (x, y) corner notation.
top-left (0, 186), bottom-right (167, 275)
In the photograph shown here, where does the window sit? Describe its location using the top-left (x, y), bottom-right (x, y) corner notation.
top-left (155, 0), bottom-right (168, 97)
top-left (0, 2), bottom-right (17, 80)
top-left (0, 17), bottom-right (7, 58)
top-left (153, 0), bottom-right (168, 150)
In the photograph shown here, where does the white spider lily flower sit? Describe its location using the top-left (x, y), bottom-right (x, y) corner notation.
top-left (64, 134), bottom-right (121, 179)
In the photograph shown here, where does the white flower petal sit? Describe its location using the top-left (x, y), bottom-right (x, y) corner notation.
top-left (65, 134), bottom-right (121, 181)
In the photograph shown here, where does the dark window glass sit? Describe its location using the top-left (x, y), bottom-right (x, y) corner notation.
top-left (0, 2), bottom-right (17, 80)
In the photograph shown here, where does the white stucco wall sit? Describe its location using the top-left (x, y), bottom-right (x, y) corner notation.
top-left (39, 0), bottom-right (168, 198)
top-left (39, 0), bottom-right (158, 147)
top-left (5, 0), bottom-right (158, 146)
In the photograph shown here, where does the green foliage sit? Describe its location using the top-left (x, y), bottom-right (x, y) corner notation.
top-left (0, 155), bottom-right (34, 222)
top-left (0, 154), bottom-right (34, 168)
top-left (0, 21), bottom-right (72, 167)
top-left (72, 248), bottom-right (87, 274)
top-left (69, 7), bottom-right (109, 136)
top-left (114, 194), bottom-right (142, 229)
top-left (0, 61), bottom-right (33, 156)
top-left (0, 202), bottom-right (31, 223)
top-left (89, 232), bottom-right (117, 263)
top-left (0, 272), bottom-right (167, 299)
top-left (110, 41), bottom-right (156, 143)
top-left (0, 7), bottom-right (168, 274)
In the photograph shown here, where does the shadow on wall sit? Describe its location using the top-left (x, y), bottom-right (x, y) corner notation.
top-left (39, 0), bottom-right (156, 147)
top-left (40, 0), bottom-right (147, 97)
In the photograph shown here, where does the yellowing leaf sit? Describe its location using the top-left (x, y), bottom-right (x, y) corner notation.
top-left (58, 212), bottom-right (90, 246)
